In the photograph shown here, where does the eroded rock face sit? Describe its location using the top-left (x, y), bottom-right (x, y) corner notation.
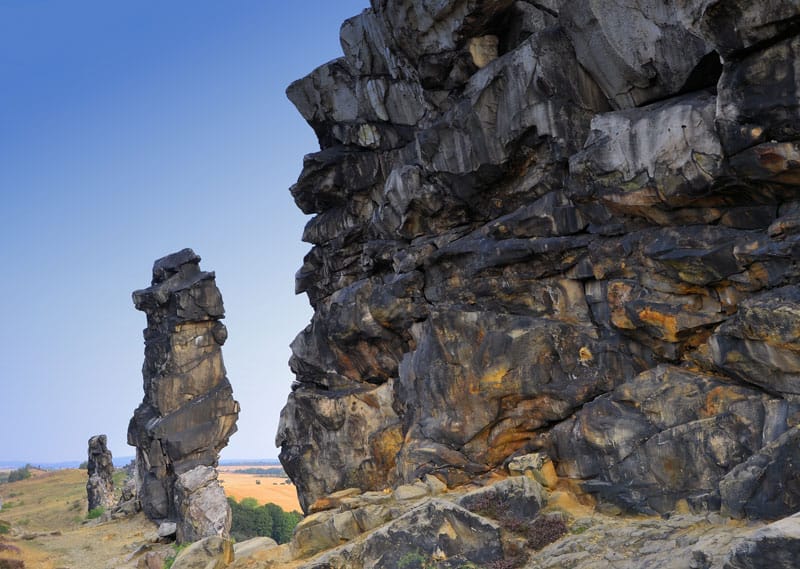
top-left (86, 434), bottom-right (114, 512)
top-left (279, 0), bottom-right (800, 519)
top-left (128, 249), bottom-right (238, 539)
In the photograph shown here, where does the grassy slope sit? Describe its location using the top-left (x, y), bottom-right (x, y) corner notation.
top-left (0, 466), bottom-right (302, 568)
top-left (0, 469), bottom-right (156, 568)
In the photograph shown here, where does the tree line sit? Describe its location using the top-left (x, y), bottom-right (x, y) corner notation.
top-left (1, 465), bottom-right (32, 483)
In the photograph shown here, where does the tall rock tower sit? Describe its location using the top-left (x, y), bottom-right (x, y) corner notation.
top-left (128, 248), bottom-right (239, 541)
top-left (86, 434), bottom-right (114, 512)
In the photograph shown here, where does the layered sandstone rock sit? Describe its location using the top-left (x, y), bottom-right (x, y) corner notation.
top-left (278, 0), bottom-right (800, 524)
top-left (128, 249), bottom-right (238, 540)
top-left (86, 434), bottom-right (114, 512)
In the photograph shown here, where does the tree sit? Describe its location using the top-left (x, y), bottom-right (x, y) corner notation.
top-left (7, 465), bottom-right (31, 483)
top-left (227, 497), bottom-right (301, 544)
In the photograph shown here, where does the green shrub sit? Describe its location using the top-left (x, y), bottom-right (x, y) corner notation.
top-left (7, 466), bottom-right (31, 483)
top-left (227, 497), bottom-right (302, 544)
top-left (86, 506), bottom-right (105, 519)
top-left (0, 520), bottom-right (10, 534)
top-left (163, 542), bottom-right (190, 569)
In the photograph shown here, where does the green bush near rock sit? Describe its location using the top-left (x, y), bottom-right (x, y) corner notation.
top-left (86, 506), bottom-right (105, 519)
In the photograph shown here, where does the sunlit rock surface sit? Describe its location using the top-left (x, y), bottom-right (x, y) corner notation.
top-left (278, 0), bottom-right (800, 526)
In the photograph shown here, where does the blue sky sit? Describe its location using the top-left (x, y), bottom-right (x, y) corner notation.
top-left (0, 1), bottom-right (369, 463)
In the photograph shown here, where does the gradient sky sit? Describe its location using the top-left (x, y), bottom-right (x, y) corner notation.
top-left (0, 0), bottom-right (369, 463)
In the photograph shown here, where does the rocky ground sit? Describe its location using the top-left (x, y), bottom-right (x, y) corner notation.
top-left (3, 467), bottom-right (799, 569)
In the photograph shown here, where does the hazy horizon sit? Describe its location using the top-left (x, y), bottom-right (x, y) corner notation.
top-left (0, 1), bottom-right (370, 463)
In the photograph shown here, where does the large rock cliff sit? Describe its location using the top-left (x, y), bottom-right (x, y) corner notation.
top-left (277, 0), bottom-right (800, 524)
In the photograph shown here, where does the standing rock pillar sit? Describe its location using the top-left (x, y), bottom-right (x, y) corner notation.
top-left (128, 248), bottom-right (239, 542)
top-left (86, 434), bottom-right (115, 512)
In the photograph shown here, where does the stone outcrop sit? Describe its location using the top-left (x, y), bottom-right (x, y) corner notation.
top-left (278, 0), bottom-right (800, 523)
top-left (86, 434), bottom-right (115, 512)
top-left (128, 249), bottom-right (239, 541)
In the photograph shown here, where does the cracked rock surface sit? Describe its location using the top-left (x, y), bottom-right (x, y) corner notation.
top-left (278, 0), bottom-right (800, 523)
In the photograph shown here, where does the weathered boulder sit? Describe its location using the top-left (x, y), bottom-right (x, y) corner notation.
top-left (170, 536), bottom-right (234, 569)
top-left (174, 466), bottom-right (231, 543)
top-left (722, 513), bottom-right (800, 569)
top-left (719, 426), bottom-right (800, 520)
top-left (86, 434), bottom-right (115, 512)
top-left (128, 249), bottom-right (238, 540)
top-left (232, 536), bottom-right (278, 561)
top-left (710, 285), bottom-right (800, 401)
top-left (279, 0), bottom-right (800, 525)
top-left (549, 365), bottom-right (799, 513)
top-left (300, 499), bottom-right (503, 569)
top-left (559, 0), bottom-right (713, 108)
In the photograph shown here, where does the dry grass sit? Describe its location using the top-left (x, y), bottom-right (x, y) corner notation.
top-left (0, 465), bottom-right (301, 568)
top-left (0, 469), bottom-right (159, 569)
top-left (217, 469), bottom-right (301, 513)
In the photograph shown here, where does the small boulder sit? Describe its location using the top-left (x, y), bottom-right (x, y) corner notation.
top-left (157, 522), bottom-right (177, 539)
top-left (171, 536), bottom-right (234, 569)
top-left (232, 536), bottom-right (277, 560)
top-left (508, 453), bottom-right (559, 489)
top-left (175, 466), bottom-right (231, 543)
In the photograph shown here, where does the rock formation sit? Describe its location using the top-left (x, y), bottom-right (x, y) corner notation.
top-left (86, 434), bottom-right (114, 511)
top-left (128, 249), bottom-right (239, 541)
top-left (277, 0), bottom-right (800, 527)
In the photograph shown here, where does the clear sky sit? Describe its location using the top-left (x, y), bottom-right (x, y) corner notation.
top-left (0, 0), bottom-right (369, 463)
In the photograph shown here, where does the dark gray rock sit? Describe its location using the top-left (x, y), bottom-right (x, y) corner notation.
top-left (716, 35), bottom-right (800, 155)
top-left (720, 426), bottom-right (800, 520)
top-left (710, 286), bottom-right (800, 401)
top-left (559, 0), bottom-right (712, 108)
top-left (549, 365), bottom-right (798, 513)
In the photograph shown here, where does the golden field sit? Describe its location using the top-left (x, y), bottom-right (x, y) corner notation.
top-left (218, 467), bottom-right (301, 512)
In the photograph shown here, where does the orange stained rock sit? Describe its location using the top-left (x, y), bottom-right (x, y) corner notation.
top-left (480, 365), bottom-right (509, 390)
top-left (700, 386), bottom-right (747, 418)
top-left (637, 306), bottom-right (679, 341)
